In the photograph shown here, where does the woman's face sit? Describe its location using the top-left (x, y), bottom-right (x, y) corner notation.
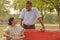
top-left (11, 18), bottom-right (17, 25)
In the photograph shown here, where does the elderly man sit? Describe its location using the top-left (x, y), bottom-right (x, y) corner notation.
top-left (19, 1), bottom-right (45, 31)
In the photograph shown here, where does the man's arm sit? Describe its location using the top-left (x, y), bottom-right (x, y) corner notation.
top-left (19, 8), bottom-right (25, 26)
top-left (20, 19), bottom-right (23, 26)
top-left (38, 18), bottom-right (45, 31)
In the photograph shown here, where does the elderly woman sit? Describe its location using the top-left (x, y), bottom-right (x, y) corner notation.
top-left (2, 17), bottom-right (25, 40)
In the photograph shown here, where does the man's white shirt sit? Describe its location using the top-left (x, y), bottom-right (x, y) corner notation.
top-left (19, 7), bottom-right (41, 25)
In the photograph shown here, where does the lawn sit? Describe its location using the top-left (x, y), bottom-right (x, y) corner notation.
top-left (0, 24), bottom-right (59, 38)
top-left (0, 25), bottom-right (7, 38)
top-left (35, 24), bottom-right (59, 30)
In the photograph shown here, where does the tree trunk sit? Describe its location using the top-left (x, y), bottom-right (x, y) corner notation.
top-left (56, 7), bottom-right (60, 29)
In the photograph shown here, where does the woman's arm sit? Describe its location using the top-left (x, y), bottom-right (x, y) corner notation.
top-left (20, 29), bottom-right (25, 39)
top-left (16, 31), bottom-right (25, 40)
top-left (20, 32), bottom-right (25, 39)
top-left (3, 32), bottom-right (18, 40)
top-left (3, 32), bottom-right (12, 39)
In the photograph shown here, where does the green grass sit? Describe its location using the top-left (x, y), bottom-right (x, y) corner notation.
top-left (0, 25), bottom-right (7, 38)
top-left (0, 24), bottom-right (59, 38)
top-left (35, 24), bottom-right (59, 30)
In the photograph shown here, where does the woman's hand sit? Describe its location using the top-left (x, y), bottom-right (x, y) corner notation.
top-left (12, 37), bottom-right (19, 40)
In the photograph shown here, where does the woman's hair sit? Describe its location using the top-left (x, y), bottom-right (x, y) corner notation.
top-left (8, 17), bottom-right (14, 25)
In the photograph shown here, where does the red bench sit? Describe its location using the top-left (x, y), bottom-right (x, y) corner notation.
top-left (24, 30), bottom-right (60, 40)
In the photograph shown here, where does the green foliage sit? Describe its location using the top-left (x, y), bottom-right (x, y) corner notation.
top-left (13, 0), bottom-right (26, 11)
top-left (13, 0), bottom-right (58, 11)
top-left (44, 14), bottom-right (58, 24)
top-left (0, 0), bottom-right (11, 23)
top-left (0, 0), bottom-right (10, 15)
top-left (11, 14), bottom-right (20, 21)
top-left (13, 0), bottom-right (46, 11)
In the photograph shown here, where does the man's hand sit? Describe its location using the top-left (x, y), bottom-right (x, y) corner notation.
top-left (40, 27), bottom-right (45, 32)
top-left (20, 19), bottom-right (23, 27)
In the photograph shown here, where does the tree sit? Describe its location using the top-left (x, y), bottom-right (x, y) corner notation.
top-left (40, 0), bottom-right (60, 29)
top-left (44, 14), bottom-right (58, 24)
top-left (13, 0), bottom-right (26, 11)
top-left (0, 0), bottom-right (11, 22)
top-left (0, 0), bottom-right (10, 16)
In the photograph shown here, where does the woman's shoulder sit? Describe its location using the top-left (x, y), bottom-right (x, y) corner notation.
top-left (16, 25), bottom-right (24, 30)
top-left (5, 26), bottom-right (10, 29)
top-left (4, 26), bottom-right (11, 32)
top-left (17, 26), bottom-right (24, 29)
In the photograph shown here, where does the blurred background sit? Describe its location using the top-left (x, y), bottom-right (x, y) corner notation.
top-left (0, 0), bottom-right (60, 38)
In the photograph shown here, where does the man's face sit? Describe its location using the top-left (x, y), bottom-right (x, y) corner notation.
top-left (26, 4), bottom-right (32, 11)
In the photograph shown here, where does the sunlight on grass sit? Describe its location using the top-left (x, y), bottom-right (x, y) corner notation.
top-left (35, 24), bottom-right (59, 30)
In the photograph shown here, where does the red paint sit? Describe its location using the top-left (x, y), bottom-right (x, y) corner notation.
top-left (24, 29), bottom-right (60, 40)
